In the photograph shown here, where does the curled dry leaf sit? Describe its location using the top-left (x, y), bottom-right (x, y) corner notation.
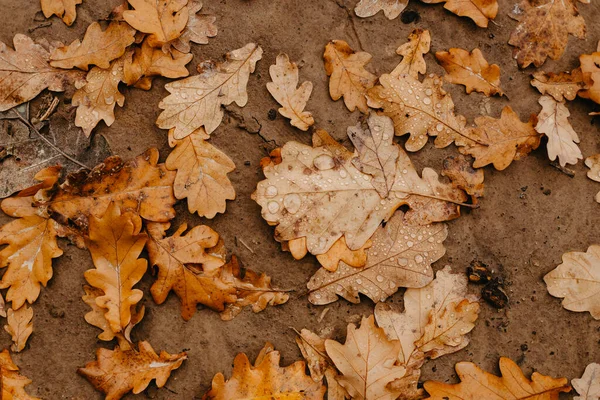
top-left (267, 53), bottom-right (314, 131)
top-left (573, 363), bottom-right (600, 400)
top-left (436, 48), bottom-right (504, 96)
top-left (325, 315), bottom-right (407, 400)
top-left (323, 40), bottom-right (377, 113)
top-left (84, 203), bottom-right (148, 335)
top-left (436, 0), bottom-right (498, 28)
top-left (50, 22), bottom-right (135, 71)
top-left (315, 236), bottom-right (371, 272)
top-left (0, 34), bottom-right (85, 112)
top-left (203, 343), bottom-right (326, 399)
top-left (123, 0), bottom-right (189, 48)
top-left (531, 68), bottom-right (586, 101)
top-left (585, 154), bottom-right (600, 203)
top-left (544, 244), bottom-right (600, 319)
top-left (535, 95), bottom-right (582, 167)
top-left (442, 155), bottom-right (484, 199)
top-left (355, 0), bottom-right (408, 19)
top-left (253, 115), bottom-right (467, 257)
top-left (508, 0), bottom-right (586, 68)
top-left (169, 0), bottom-right (218, 54)
top-left (166, 129), bottom-right (235, 218)
top-left (4, 305), bottom-right (33, 352)
top-left (72, 57), bottom-right (125, 137)
top-left (423, 357), bottom-right (570, 399)
top-left (0, 349), bottom-right (39, 399)
top-left (579, 49), bottom-right (600, 104)
top-left (367, 73), bottom-right (469, 152)
top-left (40, 0), bottom-right (82, 26)
top-left (157, 43), bottom-right (263, 139)
top-left (458, 106), bottom-right (541, 170)
top-left (391, 29), bottom-right (431, 79)
top-left (79, 340), bottom-right (186, 400)
top-left (308, 211), bottom-right (447, 305)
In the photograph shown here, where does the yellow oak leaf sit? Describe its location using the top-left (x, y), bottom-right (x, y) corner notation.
top-left (531, 68), bottom-right (586, 101)
top-left (40, 0), bottom-right (82, 26)
top-left (391, 29), bottom-right (431, 79)
top-left (579, 49), bottom-right (600, 104)
top-left (315, 236), bottom-right (372, 272)
top-left (123, 0), bottom-right (189, 48)
top-left (324, 40), bottom-right (377, 113)
top-left (440, 0), bottom-right (498, 27)
top-left (4, 305), bottom-right (33, 353)
top-left (436, 48), bottom-right (504, 96)
top-left (355, 0), bottom-right (409, 19)
top-left (0, 349), bottom-right (39, 399)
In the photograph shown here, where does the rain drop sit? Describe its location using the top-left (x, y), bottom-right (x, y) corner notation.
top-left (267, 201), bottom-right (280, 214)
top-left (265, 186), bottom-right (278, 197)
top-left (283, 193), bottom-right (301, 214)
top-left (415, 255), bottom-right (423, 263)
top-left (398, 258), bottom-right (408, 266)
top-left (376, 275), bottom-right (384, 282)
top-left (407, 241), bottom-right (414, 247)
top-left (313, 154), bottom-right (335, 170)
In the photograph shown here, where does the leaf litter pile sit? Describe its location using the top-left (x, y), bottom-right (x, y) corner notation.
top-left (0, 0), bottom-right (599, 399)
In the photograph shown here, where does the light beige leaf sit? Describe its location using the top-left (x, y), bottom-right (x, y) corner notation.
top-left (252, 115), bottom-right (467, 256)
top-left (0, 34), bottom-right (85, 112)
top-left (535, 95), bottom-right (582, 167)
top-left (391, 29), bottom-right (431, 79)
top-left (40, 0), bottom-right (82, 26)
top-left (169, 0), bottom-right (217, 54)
top-left (315, 236), bottom-right (372, 272)
top-left (50, 22), bottom-right (135, 71)
top-left (325, 315), bottom-right (406, 400)
top-left (307, 211), bottom-right (447, 305)
top-left (166, 129), bottom-right (235, 218)
top-left (157, 43), bottom-right (263, 139)
top-left (544, 244), bottom-right (600, 319)
top-left (323, 40), bottom-right (377, 113)
top-left (585, 154), bottom-right (600, 203)
top-left (436, 48), bottom-right (504, 96)
top-left (267, 53), bottom-right (314, 131)
top-left (72, 57), bottom-right (125, 137)
top-left (531, 68), bottom-right (586, 101)
top-left (123, 0), bottom-right (189, 48)
top-left (354, 0), bottom-right (408, 19)
top-left (4, 305), bottom-right (33, 352)
top-left (573, 363), bottom-right (600, 400)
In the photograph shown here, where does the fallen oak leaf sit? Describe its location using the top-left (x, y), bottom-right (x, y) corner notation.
top-left (436, 48), bottom-right (504, 96)
top-left (308, 211), bottom-right (447, 305)
top-left (315, 236), bottom-right (372, 272)
top-left (423, 357), bottom-right (571, 399)
top-left (355, 0), bottom-right (408, 19)
top-left (123, 0), bottom-right (189, 48)
top-left (4, 304), bottom-right (33, 352)
top-left (203, 343), bottom-right (325, 399)
top-left (267, 53), bottom-right (314, 131)
top-left (168, 0), bottom-right (217, 54)
top-left (0, 34), bottom-right (85, 112)
top-left (0, 349), bottom-right (39, 399)
top-left (157, 43), bottom-right (263, 139)
top-left (40, 0), bottom-right (82, 26)
top-left (442, 155), bottom-right (484, 199)
top-left (573, 363), bottom-right (600, 400)
top-left (579, 49), bottom-right (600, 104)
top-left (535, 95), bottom-right (582, 167)
top-left (585, 154), bottom-right (600, 203)
top-left (531, 68), bottom-right (586, 101)
top-left (50, 22), bottom-right (135, 71)
top-left (435, 0), bottom-right (498, 28)
top-left (544, 244), bottom-right (600, 319)
top-left (391, 28), bottom-right (431, 79)
top-left (323, 40), bottom-right (377, 113)
top-left (79, 340), bottom-right (186, 399)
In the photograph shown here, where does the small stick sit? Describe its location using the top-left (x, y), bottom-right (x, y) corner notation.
top-left (549, 160), bottom-right (575, 177)
top-left (237, 237), bottom-right (255, 254)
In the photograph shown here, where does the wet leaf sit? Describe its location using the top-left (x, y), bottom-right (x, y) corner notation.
top-left (535, 95), bottom-right (582, 167)
top-left (323, 40), bottom-right (377, 113)
top-left (391, 29), bottom-right (431, 79)
top-left (123, 0), bottom-right (189, 48)
top-left (436, 48), bottom-right (503, 96)
top-left (573, 363), bottom-right (600, 400)
top-left (40, 0), bottom-right (82, 26)
top-left (544, 244), bottom-right (600, 319)
top-left (4, 305), bottom-right (33, 352)
top-left (579, 49), bottom-right (600, 104)
top-left (166, 129), bottom-right (235, 218)
top-left (203, 343), bottom-right (325, 399)
top-left (423, 357), bottom-right (570, 399)
top-left (267, 53), bottom-right (314, 131)
top-left (508, 0), bottom-right (586, 68)
top-left (585, 154), bottom-right (600, 203)
top-left (531, 68), bottom-right (586, 101)
top-left (0, 349), bottom-right (39, 399)
top-left (79, 340), bottom-right (186, 399)
top-left (0, 34), bottom-right (85, 112)
top-left (307, 211), bottom-right (447, 305)
top-left (50, 22), bottom-right (135, 71)
top-left (325, 315), bottom-right (407, 400)
top-left (84, 203), bottom-right (148, 334)
top-left (355, 0), bottom-right (408, 19)
top-left (168, 0), bottom-right (217, 54)
top-left (157, 43), bottom-right (263, 139)
top-left (315, 236), bottom-right (372, 272)
top-left (439, 0), bottom-right (498, 28)
top-left (252, 115), bottom-right (467, 257)
top-left (442, 155), bottom-right (485, 199)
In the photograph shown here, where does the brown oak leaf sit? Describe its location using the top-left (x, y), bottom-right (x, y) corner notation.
top-left (4, 305), bottom-right (33, 352)
top-left (391, 29), bottom-right (431, 79)
top-left (579, 49), bottom-right (600, 104)
top-left (354, 0), bottom-right (408, 19)
top-left (442, 155), bottom-right (485, 199)
top-left (168, 0), bottom-right (217, 53)
top-left (0, 349), bottom-right (39, 399)
top-left (123, 0), bottom-right (189, 48)
top-left (436, 48), bottom-right (504, 96)
top-left (531, 68), bottom-right (586, 101)
top-left (315, 236), bottom-right (372, 272)
top-left (438, 0), bottom-right (498, 28)
top-left (40, 0), bottom-right (82, 26)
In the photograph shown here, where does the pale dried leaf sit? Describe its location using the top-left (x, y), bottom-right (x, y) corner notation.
top-left (157, 43), bottom-right (263, 139)
top-left (0, 349), bottom-right (39, 399)
top-left (531, 68), bottom-right (586, 101)
top-left (308, 211), bottom-right (447, 305)
top-left (585, 154), bottom-right (600, 203)
top-left (391, 29), bottom-right (431, 79)
top-left (325, 315), bottom-right (406, 400)
top-left (166, 130), bottom-right (235, 218)
top-left (267, 53), bottom-right (314, 131)
top-left (315, 236), bottom-right (371, 272)
top-left (436, 48), bottom-right (503, 96)
top-left (50, 22), bottom-right (135, 70)
top-left (4, 305), bottom-right (33, 352)
top-left (535, 95), bottom-right (582, 167)
top-left (170, 0), bottom-right (217, 54)
top-left (123, 0), bottom-right (189, 48)
top-left (324, 40), bottom-right (377, 113)
top-left (544, 244), bottom-right (600, 319)
top-left (355, 0), bottom-right (408, 19)
top-left (41, 0), bottom-right (82, 26)
top-left (573, 363), bottom-right (600, 400)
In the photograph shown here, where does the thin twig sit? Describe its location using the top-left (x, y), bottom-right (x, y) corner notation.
top-left (237, 237), bottom-right (255, 254)
top-left (12, 110), bottom-right (91, 170)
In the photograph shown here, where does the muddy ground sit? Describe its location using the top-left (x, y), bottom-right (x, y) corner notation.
top-left (1, 0), bottom-right (600, 398)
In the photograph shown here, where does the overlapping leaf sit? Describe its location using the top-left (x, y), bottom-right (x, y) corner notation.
top-left (531, 68), bottom-right (586, 101)
top-left (315, 236), bottom-right (371, 272)
top-left (168, 0), bottom-right (217, 54)
top-left (4, 305), bottom-right (33, 352)
top-left (442, 155), bottom-right (485, 199)
top-left (391, 29), bottom-right (431, 79)
top-left (0, 349), bottom-right (39, 399)
top-left (40, 0), bottom-right (82, 26)
top-left (580, 49), bottom-right (600, 104)
top-left (123, 0), bottom-right (189, 48)
top-left (436, 48), bottom-right (504, 96)
top-left (436, 0), bottom-right (498, 28)
top-left (355, 0), bottom-right (408, 19)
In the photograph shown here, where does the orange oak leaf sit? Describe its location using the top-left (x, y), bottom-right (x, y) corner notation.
top-left (123, 0), bottom-right (189, 48)
top-left (0, 349), bottom-right (39, 399)
top-left (40, 0), bottom-right (83, 26)
top-left (531, 68), bottom-right (586, 101)
top-left (4, 305), bottom-right (33, 353)
top-left (579, 49), bottom-right (600, 104)
top-left (439, 0), bottom-right (498, 28)
top-left (316, 236), bottom-right (372, 272)
top-left (391, 29), bottom-right (431, 79)
top-left (436, 48), bottom-right (504, 96)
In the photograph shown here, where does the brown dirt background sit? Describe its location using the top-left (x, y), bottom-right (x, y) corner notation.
top-left (0, 0), bottom-right (599, 398)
